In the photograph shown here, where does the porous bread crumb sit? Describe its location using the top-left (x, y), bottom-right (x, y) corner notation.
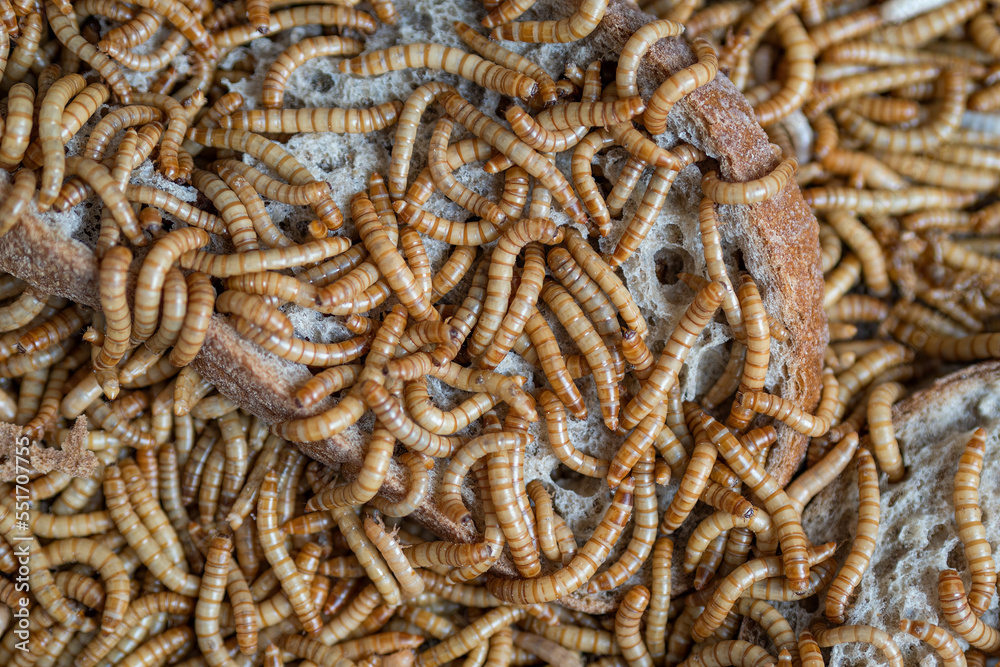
top-left (788, 361), bottom-right (1000, 665)
top-left (0, 416), bottom-right (97, 480)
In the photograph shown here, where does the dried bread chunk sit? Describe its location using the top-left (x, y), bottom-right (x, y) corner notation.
top-left (0, 0), bottom-right (824, 609)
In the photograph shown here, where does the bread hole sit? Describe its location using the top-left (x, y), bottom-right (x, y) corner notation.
top-left (550, 467), bottom-right (604, 498)
top-left (946, 541), bottom-right (965, 571)
top-left (655, 247), bottom-right (693, 285)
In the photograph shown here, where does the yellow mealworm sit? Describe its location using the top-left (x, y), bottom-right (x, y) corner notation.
top-left (37, 74), bottom-right (86, 211)
top-left (182, 236), bottom-right (350, 278)
top-left (439, 92), bottom-right (587, 225)
top-left (414, 607), bottom-right (526, 667)
top-left (786, 431), bottom-right (859, 516)
top-left (258, 471), bottom-right (321, 634)
top-left (540, 279), bottom-right (619, 430)
top-left (339, 43), bottom-right (537, 99)
top-left (219, 101), bottom-right (403, 133)
top-left (217, 159), bottom-right (331, 207)
top-left (685, 641), bottom-right (777, 667)
top-left (306, 425), bottom-right (393, 513)
top-left (954, 428), bottom-right (995, 617)
top-left (404, 377), bottom-right (499, 435)
top-left (753, 14), bottom-right (815, 126)
top-left (387, 82), bottom-right (458, 199)
top-left (537, 97), bottom-right (646, 130)
top-left (684, 509), bottom-right (776, 572)
top-left (487, 479), bottom-right (633, 604)
top-left (692, 545), bottom-right (832, 642)
top-left (645, 537), bottom-right (672, 663)
top-left (702, 155), bottom-right (796, 206)
top-left (571, 129), bottom-right (616, 234)
top-left (866, 381), bottom-right (907, 481)
top-left (440, 431), bottom-right (525, 524)
top-left (45, 0), bottom-right (133, 99)
top-left (836, 70), bottom-right (966, 152)
top-left (702, 415), bottom-right (812, 596)
top-left (191, 169), bottom-right (257, 252)
top-left (812, 624), bottom-right (903, 667)
top-left (427, 118), bottom-right (505, 225)
top-left (167, 272), bottom-right (214, 368)
top-left (607, 398), bottom-right (666, 487)
top-left (826, 295), bottom-right (890, 323)
top-left (489, 0), bottom-right (608, 42)
top-left (131, 228), bottom-right (210, 344)
top-left (537, 388), bottom-right (605, 475)
top-left (246, 0), bottom-right (269, 33)
top-left (609, 146), bottom-right (704, 267)
top-left (487, 448), bottom-right (540, 577)
top-left (606, 153), bottom-right (647, 218)
top-left (616, 19), bottom-right (684, 100)
top-left (939, 569), bottom-right (1000, 652)
top-left (505, 105), bottom-right (590, 152)
top-left (526, 480), bottom-right (560, 563)
top-left (590, 450), bottom-right (656, 591)
top-left (195, 535), bottom-right (234, 666)
top-left (823, 254), bottom-right (862, 309)
top-left (472, 220), bottom-right (562, 359)
top-left (662, 431), bottom-right (717, 533)
top-left (824, 447), bottom-right (879, 624)
top-left (615, 586), bottom-right (651, 667)
top-left (0, 169), bottom-right (35, 240)
top-left (739, 369), bottom-right (838, 438)
top-left (698, 199), bottom-right (745, 344)
top-left (645, 37), bottom-right (720, 133)
top-left (900, 620), bottom-right (964, 667)
top-left (364, 516), bottom-right (425, 598)
top-left (41, 537), bottom-right (130, 633)
top-left (352, 192), bottom-right (437, 322)
top-left (621, 281), bottom-right (722, 430)
top-left (454, 21), bottom-right (557, 104)
top-left (0, 84), bottom-right (34, 170)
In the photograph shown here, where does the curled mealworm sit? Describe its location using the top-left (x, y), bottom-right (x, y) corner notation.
top-left (900, 620), bottom-right (965, 667)
top-left (490, 0), bottom-right (608, 42)
top-left (486, 479), bottom-right (634, 604)
top-left (939, 569), bottom-right (1000, 652)
top-left (339, 43), bottom-right (537, 99)
top-left (811, 623), bottom-right (903, 667)
top-left (645, 37), bottom-right (720, 133)
top-left (439, 91), bottom-right (587, 225)
top-left (38, 73), bottom-right (86, 211)
top-left (616, 19), bottom-right (684, 100)
top-left (261, 36), bottom-right (362, 108)
top-left (702, 155), bottom-right (797, 205)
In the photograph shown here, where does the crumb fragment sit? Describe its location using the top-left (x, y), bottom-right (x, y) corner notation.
top-left (0, 417), bottom-right (98, 481)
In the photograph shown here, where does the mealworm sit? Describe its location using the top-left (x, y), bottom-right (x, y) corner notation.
top-left (440, 431), bottom-right (525, 525)
top-left (697, 200), bottom-right (745, 340)
top-left (645, 37), bottom-right (721, 133)
top-left (606, 153), bottom-right (647, 218)
top-left (939, 569), bottom-right (1000, 652)
top-left (609, 146), bottom-right (704, 267)
top-left (824, 447), bottom-right (880, 624)
top-left (41, 537), bottom-right (130, 633)
top-left (454, 21), bottom-right (557, 104)
top-left (899, 620), bottom-right (963, 667)
top-left (339, 43), bottom-right (537, 99)
top-left (505, 106), bottom-right (590, 152)
top-left (539, 279), bottom-right (619, 430)
top-left (364, 516), bottom-right (425, 599)
top-left (414, 607), bottom-right (526, 667)
top-left (404, 377), bottom-right (499, 435)
top-left (439, 92), bottom-right (587, 225)
top-left (621, 281), bottom-right (722, 430)
top-left (484, 447), bottom-right (539, 577)
top-left (37, 73), bottom-right (86, 211)
top-left (591, 450), bottom-right (656, 591)
top-left (219, 101), bottom-right (404, 133)
top-left (572, 129), bottom-right (616, 234)
top-left (131, 228), bottom-right (210, 345)
top-left (615, 586), bottom-right (652, 667)
top-left (0, 83), bottom-right (33, 170)
top-left (866, 381), bottom-right (907, 481)
top-left (826, 295), bottom-right (890, 323)
top-left (805, 64), bottom-right (939, 117)
top-left (692, 545), bottom-right (831, 642)
top-left (166, 272), bottom-right (214, 368)
top-left (662, 433), bottom-right (718, 533)
top-left (489, 0), bottom-right (608, 42)
top-left (812, 624), bottom-right (903, 667)
top-left (352, 192), bottom-right (437, 322)
top-left (684, 509), bottom-right (776, 573)
top-left (258, 470), bottom-right (321, 634)
top-left (428, 118), bottom-right (505, 225)
top-left (702, 154), bottom-right (796, 206)
top-left (836, 70), bottom-right (966, 152)
top-left (195, 535), bottom-right (234, 666)
top-left (786, 431), bottom-right (859, 516)
top-left (45, 0), bottom-right (132, 101)
top-left (1, 12), bottom-right (40, 88)
top-left (702, 414), bottom-right (813, 596)
top-left (615, 19), bottom-right (684, 101)
top-left (739, 369), bottom-right (839, 438)
top-left (953, 428), bottom-right (996, 617)
top-left (537, 388), bottom-right (606, 476)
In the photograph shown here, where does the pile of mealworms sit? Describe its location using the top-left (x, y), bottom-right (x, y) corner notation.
top-left (2, 0), bottom-right (1000, 662)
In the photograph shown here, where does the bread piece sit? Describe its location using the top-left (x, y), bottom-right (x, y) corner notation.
top-left (0, 0), bottom-right (825, 609)
top-left (789, 361), bottom-right (1000, 663)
